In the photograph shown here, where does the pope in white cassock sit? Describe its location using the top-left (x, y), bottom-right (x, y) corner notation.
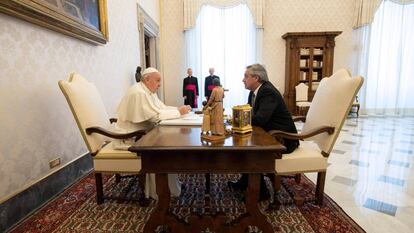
top-left (116, 67), bottom-right (191, 199)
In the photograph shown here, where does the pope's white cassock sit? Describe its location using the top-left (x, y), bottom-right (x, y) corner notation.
top-left (116, 81), bottom-right (181, 199)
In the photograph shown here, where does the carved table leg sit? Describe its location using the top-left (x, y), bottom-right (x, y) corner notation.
top-left (245, 174), bottom-right (273, 233)
top-left (144, 174), bottom-right (170, 233)
top-left (205, 173), bottom-right (210, 194)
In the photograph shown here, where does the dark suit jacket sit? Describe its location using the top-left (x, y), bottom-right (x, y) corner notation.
top-left (248, 81), bottom-right (299, 153)
top-left (204, 75), bottom-right (220, 98)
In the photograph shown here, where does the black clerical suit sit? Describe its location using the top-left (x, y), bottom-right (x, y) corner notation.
top-left (204, 75), bottom-right (220, 100)
top-left (231, 81), bottom-right (299, 200)
top-left (183, 76), bottom-right (199, 108)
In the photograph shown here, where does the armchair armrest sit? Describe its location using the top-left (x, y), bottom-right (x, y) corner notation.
top-left (86, 127), bottom-right (146, 141)
top-left (269, 125), bottom-right (335, 140)
top-left (292, 116), bottom-right (306, 122)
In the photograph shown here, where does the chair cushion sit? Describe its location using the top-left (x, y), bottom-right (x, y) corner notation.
top-left (296, 101), bottom-right (312, 107)
top-left (275, 141), bottom-right (327, 175)
top-left (93, 142), bottom-right (141, 173)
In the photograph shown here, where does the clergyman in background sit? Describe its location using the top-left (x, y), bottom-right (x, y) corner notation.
top-left (204, 67), bottom-right (220, 101)
top-left (183, 68), bottom-right (199, 109)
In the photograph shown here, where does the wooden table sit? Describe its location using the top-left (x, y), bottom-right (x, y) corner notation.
top-left (129, 126), bottom-right (285, 233)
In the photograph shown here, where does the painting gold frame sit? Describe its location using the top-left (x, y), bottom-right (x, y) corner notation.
top-left (0, 0), bottom-right (108, 45)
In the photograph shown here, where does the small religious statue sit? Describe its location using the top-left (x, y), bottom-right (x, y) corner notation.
top-left (201, 105), bottom-right (211, 135)
top-left (201, 78), bottom-right (225, 141)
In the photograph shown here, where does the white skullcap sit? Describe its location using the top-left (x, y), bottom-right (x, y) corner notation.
top-left (142, 67), bottom-right (159, 76)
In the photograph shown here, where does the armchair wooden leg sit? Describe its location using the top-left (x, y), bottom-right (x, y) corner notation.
top-left (267, 174), bottom-right (281, 211)
top-left (273, 174), bottom-right (281, 193)
top-left (315, 171), bottom-right (326, 205)
top-left (95, 173), bottom-right (104, 204)
top-left (294, 174), bottom-right (301, 184)
top-left (115, 174), bottom-right (121, 183)
top-left (356, 105), bottom-right (360, 117)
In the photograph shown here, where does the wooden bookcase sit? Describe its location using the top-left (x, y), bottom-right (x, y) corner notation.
top-left (282, 31), bottom-right (342, 114)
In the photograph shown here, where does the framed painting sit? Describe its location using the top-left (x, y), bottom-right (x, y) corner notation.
top-left (0, 0), bottom-right (108, 44)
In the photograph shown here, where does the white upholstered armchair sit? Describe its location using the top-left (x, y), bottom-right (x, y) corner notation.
top-left (295, 83), bottom-right (312, 115)
top-left (270, 69), bottom-right (363, 205)
top-left (59, 73), bottom-right (147, 205)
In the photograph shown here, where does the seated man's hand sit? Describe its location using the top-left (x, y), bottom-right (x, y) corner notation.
top-left (178, 105), bottom-right (191, 115)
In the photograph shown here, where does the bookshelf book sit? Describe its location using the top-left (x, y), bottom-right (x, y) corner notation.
top-left (282, 31), bottom-right (342, 114)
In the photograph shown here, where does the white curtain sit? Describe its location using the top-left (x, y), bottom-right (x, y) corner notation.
top-left (352, 0), bottom-right (414, 115)
top-left (185, 4), bottom-right (257, 112)
top-left (183, 0), bottom-right (264, 30)
top-left (353, 0), bottom-right (414, 28)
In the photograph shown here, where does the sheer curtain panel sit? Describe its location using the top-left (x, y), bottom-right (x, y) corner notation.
top-left (185, 4), bottom-right (257, 110)
top-left (352, 0), bottom-right (414, 115)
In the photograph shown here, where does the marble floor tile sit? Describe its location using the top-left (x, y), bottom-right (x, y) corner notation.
top-left (388, 160), bottom-right (410, 168)
top-left (378, 175), bottom-right (405, 187)
top-left (345, 123), bottom-right (358, 127)
top-left (349, 160), bottom-right (369, 167)
top-left (315, 116), bottom-right (414, 233)
top-left (399, 140), bottom-right (414, 145)
top-left (352, 133), bottom-right (365, 137)
top-left (370, 140), bottom-right (388, 144)
top-left (396, 207), bottom-right (414, 229)
top-left (394, 149), bottom-right (413, 154)
top-left (342, 140), bottom-right (358, 145)
top-left (360, 148), bottom-right (381, 154)
top-left (331, 149), bottom-right (347, 154)
top-left (363, 198), bottom-right (398, 216)
top-left (331, 175), bottom-right (357, 186)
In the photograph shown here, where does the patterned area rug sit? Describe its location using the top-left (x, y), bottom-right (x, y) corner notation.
top-left (10, 173), bottom-right (365, 233)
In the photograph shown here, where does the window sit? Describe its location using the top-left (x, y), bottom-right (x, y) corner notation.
top-left (185, 4), bottom-right (257, 110)
top-left (355, 0), bottom-right (414, 114)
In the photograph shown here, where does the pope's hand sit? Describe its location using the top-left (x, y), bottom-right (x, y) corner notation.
top-left (178, 105), bottom-right (191, 115)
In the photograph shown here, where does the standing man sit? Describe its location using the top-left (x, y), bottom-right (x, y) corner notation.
top-left (183, 68), bottom-right (199, 108)
top-left (204, 67), bottom-right (220, 101)
top-left (116, 67), bottom-right (191, 200)
top-left (229, 63), bottom-right (299, 200)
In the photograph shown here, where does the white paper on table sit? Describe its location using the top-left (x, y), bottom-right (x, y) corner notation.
top-left (159, 113), bottom-right (203, 126)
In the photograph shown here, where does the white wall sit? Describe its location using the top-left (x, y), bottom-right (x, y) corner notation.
top-left (0, 0), bottom-right (140, 200)
top-left (160, 0), bottom-right (355, 106)
top-left (262, 0), bottom-right (354, 94)
top-left (137, 0), bottom-right (160, 25)
top-left (160, 0), bottom-right (186, 106)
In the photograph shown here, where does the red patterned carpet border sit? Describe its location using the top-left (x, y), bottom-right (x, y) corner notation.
top-left (9, 173), bottom-right (365, 233)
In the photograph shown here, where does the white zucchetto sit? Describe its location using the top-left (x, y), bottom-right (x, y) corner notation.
top-left (142, 67), bottom-right (159, 77)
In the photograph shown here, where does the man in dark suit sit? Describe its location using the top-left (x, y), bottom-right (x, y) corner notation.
top-left (229, 63), bottom-right (299, 200)
top-left (204, 68), bottom-right (220, 101)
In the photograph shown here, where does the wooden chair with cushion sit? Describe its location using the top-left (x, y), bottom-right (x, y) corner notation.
top-left (59, 73), bottom-right (147, 205)
top-left (270, 69), bottom-right (363, 205)
top-left (295, 83), bottom-right (312, 115)
top-left (349, 96), bottom-right (360, 117)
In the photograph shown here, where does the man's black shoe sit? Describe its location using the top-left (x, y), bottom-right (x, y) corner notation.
top-left (259, 188), bottom-right (271, 202)
top-left (227, 181), bottom-right (247, 191)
